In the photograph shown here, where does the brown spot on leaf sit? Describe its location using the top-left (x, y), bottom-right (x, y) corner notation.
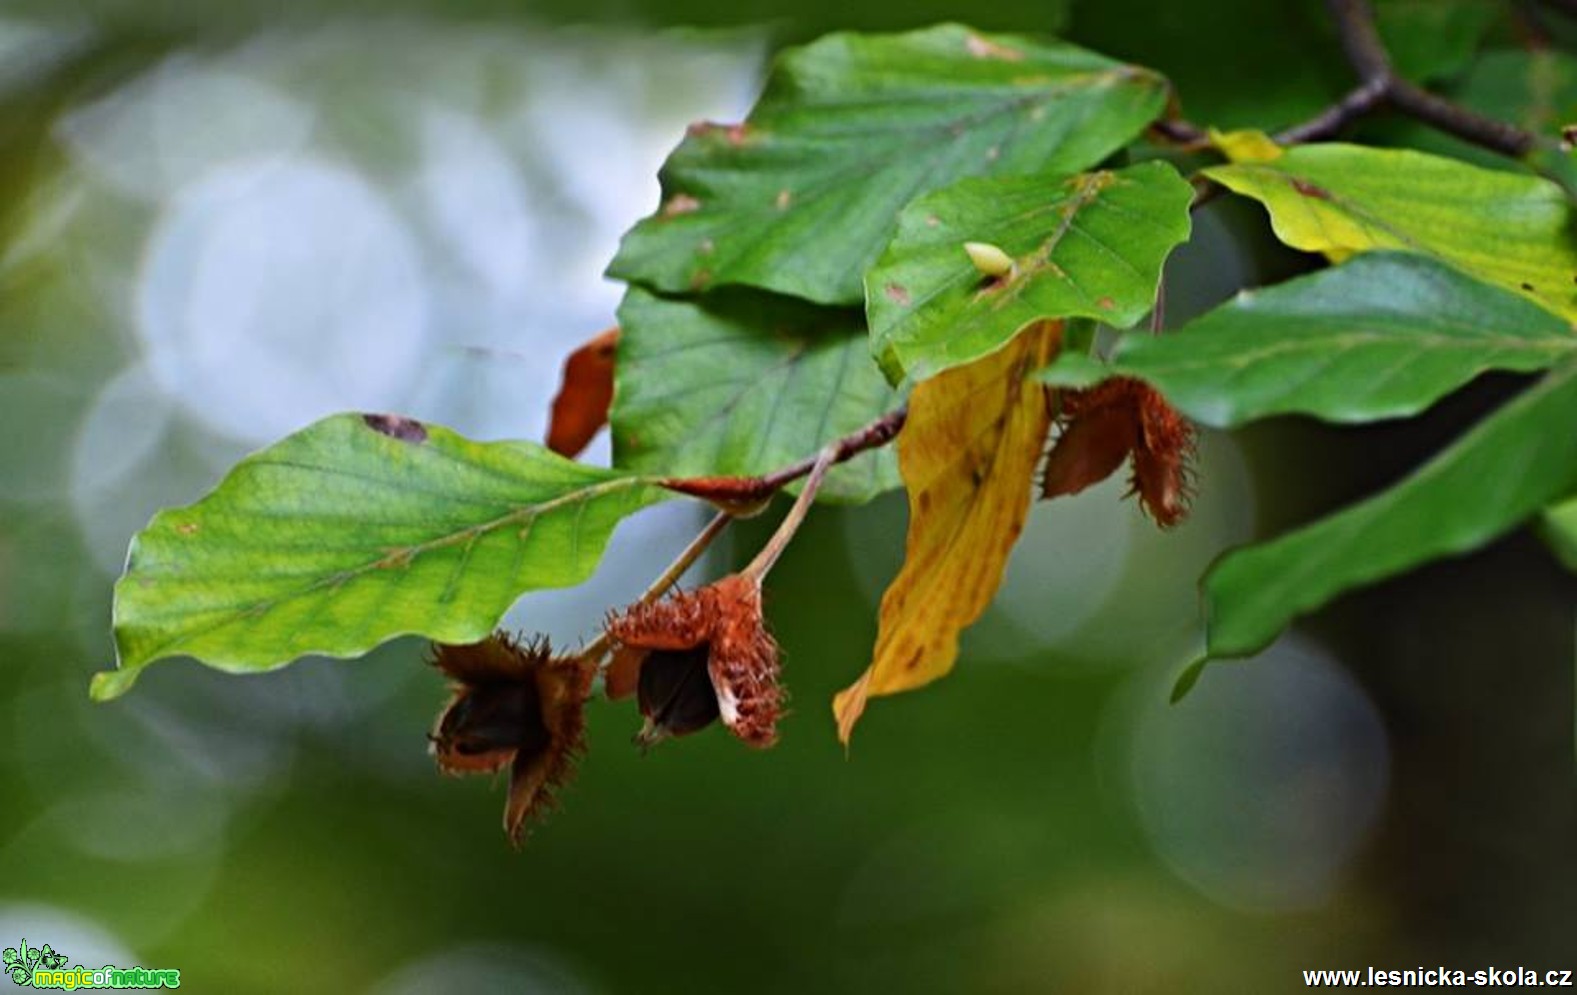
top-left (697, 238), bottom-right (715, 256)
top-left (689, 268), bottom-right (713, 291)
top-left (363, 413), bottom-right (427, 443)
top-left (925, 214), bottom-right (941, 228)
top-left (775, 188), bottom-right (792, 210)
top-left (175, 522), bottom-right (199, 536)
top-left (661, 193), bottom-right (701, 217)
top-left (545, 327), bottom-right (618, 459)
top-left (685, 121), bottom-right (753, 149)
top-left (885, 283), bottom-right (912, 306)
top-left (1097, 296), bottom-right (1115, 310)
top-left (375, 548), bottom-right (416, 570)
top-left (1521, 282), bottom-right (1535, 291)
top-left (965, 33), bottom-right (1024, 61)
top-left (1291, 178), bottom-right (1331, 200)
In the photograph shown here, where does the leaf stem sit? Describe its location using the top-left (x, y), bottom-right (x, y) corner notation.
top-left (743, 444), bottom-right (840, 581)
top-left (600, 406), bottom-right (907, 654)
top-left (581, 510), bottom-right (732, 662)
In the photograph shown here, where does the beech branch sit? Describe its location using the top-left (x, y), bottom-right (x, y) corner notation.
top-left (1155, 0), bottom-right (1538, 158)
top-left (662, 406), bottom-right (908, 506)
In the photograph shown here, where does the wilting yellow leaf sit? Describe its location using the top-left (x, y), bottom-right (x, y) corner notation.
top-left (833, 320), bottom-right (1060, 743)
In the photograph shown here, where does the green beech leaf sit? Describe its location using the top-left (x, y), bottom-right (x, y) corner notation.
top-left (96, 414), bottom-right (668, 701)
top-left (867, 160), bottom-right (1193, 384)
top-left (613, 287), bottom-right (900, 503)
top-left (1203, 359), bottom-right (1577, 659)
top-left (1039, 253), bottom-right (1577, 426)
top-left (1539, 495), bottom-right (1577, 572)
top-left (1440, 49), bottom-right (1577, 140)
top-left (1204, 144), bottom-right (1577, 321)
top-left (1074, 0), bottom-right (1345, 132)
top-left (1443, 49), bottom-right (1577, 198)
top-left (1375, 0), bottom-right (1497, 83)
top-left (608, 23), bottom-right (1168, 305)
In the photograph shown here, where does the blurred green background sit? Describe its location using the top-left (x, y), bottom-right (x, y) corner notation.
top-left (1, 1), bottom-right (1573, 991)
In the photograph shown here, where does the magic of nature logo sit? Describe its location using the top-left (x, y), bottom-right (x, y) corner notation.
top-left (4, 940), bottom-right (179, 990)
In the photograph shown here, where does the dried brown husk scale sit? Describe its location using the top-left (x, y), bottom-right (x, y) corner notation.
top-left (607, 573), bottom-right (783, 747)
top-left (1040, 377), bottom-right (1195, 528)
top-left (1132, 382), bottom-right (1195, 527)
top-left (429, 633), bottom-right (593, 846)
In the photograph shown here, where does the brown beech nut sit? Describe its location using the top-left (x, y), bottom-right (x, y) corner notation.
top-left (429, 633), bottom-right (594, 846)
top-left (607, 573), bottom-right (784, 748)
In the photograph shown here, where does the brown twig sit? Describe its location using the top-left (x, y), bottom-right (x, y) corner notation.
top-left (1154, 0), bottom-right (1537, 158)
top-left (1325, 0), bottom-right (1534, 155)
top-left (662, 406), bottom-right (908, 505)
top-left (1150, 116), bottom-right (1207, 149)
top-left (1273, 77), bottom-right (1390, 145)
top-left (591, 408), bottom-right (905, 660)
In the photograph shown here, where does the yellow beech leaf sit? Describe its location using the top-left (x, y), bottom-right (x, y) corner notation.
top-left (1203, 144), bottom-right (1577, 319)
top-left (1207, 127), bottom-right (1282, 163)
top-left (833, 320), bottom-right (1060, 743)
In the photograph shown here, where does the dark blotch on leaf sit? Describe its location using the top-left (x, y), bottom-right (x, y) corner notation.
top-left (363, 413), bottom-right (428, 443)
top-left (1290, 178), bottom-right (1331, 200)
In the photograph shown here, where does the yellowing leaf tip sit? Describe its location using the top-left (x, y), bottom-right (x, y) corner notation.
top-left (1208, 127), bottom-right (1283, 163)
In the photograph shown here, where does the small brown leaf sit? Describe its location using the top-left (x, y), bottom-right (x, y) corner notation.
top-left (545, 327), bottom-right (619, 458)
